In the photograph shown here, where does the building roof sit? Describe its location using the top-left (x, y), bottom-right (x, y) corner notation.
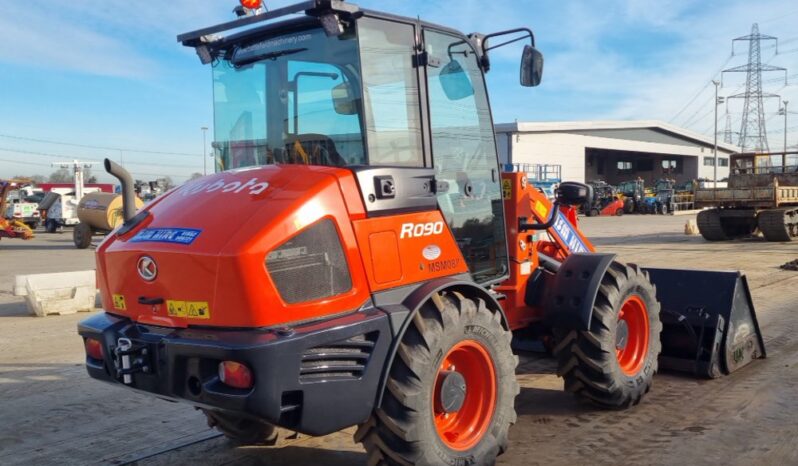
top-left (494, 120), bottom-right (741, 153)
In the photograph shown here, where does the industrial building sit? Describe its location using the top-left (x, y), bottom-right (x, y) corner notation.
top-left (495, 120), bottom-right (739, 185)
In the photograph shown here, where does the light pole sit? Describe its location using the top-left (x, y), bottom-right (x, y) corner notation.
top-left (201, 126), bottom-right (209, 176)
top-left (780, 100), bottom-right (789, 160)
top-left (712, 80), bottom-right (720, 188)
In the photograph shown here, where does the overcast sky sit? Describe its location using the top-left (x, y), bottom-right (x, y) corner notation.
top-left (0, 0), bottom-right (796, 183)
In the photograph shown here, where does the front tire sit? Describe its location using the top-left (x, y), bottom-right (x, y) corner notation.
top-left (356, 291), bottom-right (518, 466)
top-left (554, 262), bottom-right (662, 409)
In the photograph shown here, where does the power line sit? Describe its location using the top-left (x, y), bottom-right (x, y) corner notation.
top-left (669, 54), bottom-right (733, 124)
top-left (0, 133), bottom-right (202, 157)
top-left (0, 147), bottom-right (201, 169)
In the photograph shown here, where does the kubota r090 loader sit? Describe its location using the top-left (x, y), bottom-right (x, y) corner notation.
top-left (78, 2), bottom-right (765, 464)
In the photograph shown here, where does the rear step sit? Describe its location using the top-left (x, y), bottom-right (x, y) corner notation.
top-left (644, 268), bottom-right (766, 378)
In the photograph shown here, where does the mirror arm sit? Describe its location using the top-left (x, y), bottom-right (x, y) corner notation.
top-left (476, 28), bottom-right (535, 72)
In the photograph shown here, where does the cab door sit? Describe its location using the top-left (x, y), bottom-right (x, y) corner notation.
top-left (424, 29), bottom-right (508, 284)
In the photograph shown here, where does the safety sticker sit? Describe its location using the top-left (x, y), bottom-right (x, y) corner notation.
top-left (131, 228), bottom-right (201, 245)
top-left (501, 179), bottom-right (512, 199)
top-left (167, 300), bottom-right (210, 320)
top-left (112, 294), bottom-right (126, 310)
top-left (534, 201), bottom-right (549, 219)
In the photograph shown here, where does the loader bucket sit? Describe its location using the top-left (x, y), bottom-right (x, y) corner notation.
top-left (643, 268), bottom-right (766, 378)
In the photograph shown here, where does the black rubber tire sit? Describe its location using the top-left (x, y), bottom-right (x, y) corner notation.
top-left (658, 203), bottom-right (668, 215)
top-left (590, 208), bottom-right (600, 217)
top-left (615, 208), bottom-right (624, 217)
top-left (203, 410), bottom-right (277, 446)
top-left (697, 209), bottom-right (729, 241)
top-left (73, 223), bottom-right (92, 249)
top-left (758, 208), bottom-right (796, 242)
top-left (45, 219), bottom-right (58, 234)
top-left (553, 262), bottom-right (662, 409)
top-left (356, 291), bottom-right (518, 466)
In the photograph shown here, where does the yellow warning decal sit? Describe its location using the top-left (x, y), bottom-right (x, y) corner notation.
top-left (112, 294), bottom-right (126, 311)
top-left (534, 201), bottom-right (549, 219)
top-left (501, 179), bottom-right (512, 199)
top-left (166, 300), bottom-right (186, 317)
top-left (186, 301), bottom-right (211, 319)
top-left (167, 300), bottom-right (210, 319)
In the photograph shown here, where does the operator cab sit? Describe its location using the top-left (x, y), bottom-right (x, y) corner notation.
top-left (181, 0), bottom-right (544, 285)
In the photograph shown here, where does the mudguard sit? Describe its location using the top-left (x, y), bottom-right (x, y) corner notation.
top-left (644, 268), bottom-right (766, 378)
top-left (542, 253), bottom-right (617, 331)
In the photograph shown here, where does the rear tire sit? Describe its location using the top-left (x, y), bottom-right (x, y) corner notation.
top-left (554, 262), bottom-right (662, 409)
top-left (356, 291), bottom-right (518, 466)
top-left (73, 223), bottom-right (92, 249)
top-left (615, 208), bottom-right (624, 217)
top-left (203, 410), bottom-right (277, 446)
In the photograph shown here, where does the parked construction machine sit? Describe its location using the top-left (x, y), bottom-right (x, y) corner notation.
top-left (695, 151), bottom-right (798, 241)
top-left (0, 180), bottom-right (34, 241)
top-left (618, 178), bottom-right (645, 214)
top-left (584, 180), bottom-right (625, 216)
top-left (78, 2), bottom-right (765, 464)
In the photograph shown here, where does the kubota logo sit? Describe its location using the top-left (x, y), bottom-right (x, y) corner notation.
top-left (137, 256), bottom-right (158, 281)
top-left (180, 177), bottom-right (269, 196)
top-left (400, 221), bottom-right (444, 239)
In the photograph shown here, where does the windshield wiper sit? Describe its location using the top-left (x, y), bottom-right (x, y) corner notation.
top-left (233, 47), bottom-right (308, 68)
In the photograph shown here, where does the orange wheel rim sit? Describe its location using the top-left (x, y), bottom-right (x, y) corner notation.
top-left (615, 295), bottom-right (649, 376)
top-left (432, 340), bottom-right (497, 451)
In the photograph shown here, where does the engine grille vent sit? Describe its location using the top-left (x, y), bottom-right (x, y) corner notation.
top-left (266, 219), bottom-right (352, 305)
top-left (299, 332), bottom-right (377, 382)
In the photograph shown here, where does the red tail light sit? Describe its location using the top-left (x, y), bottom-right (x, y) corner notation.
top-left (85, 338), bottom-right (104, 360)
top-left (240, 0), bottom-right (262, 9)
top-left (218, 361), bottom-right (253, 389)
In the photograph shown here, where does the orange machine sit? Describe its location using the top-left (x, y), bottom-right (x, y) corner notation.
top-left (78, 2), bottom-right (765, 465)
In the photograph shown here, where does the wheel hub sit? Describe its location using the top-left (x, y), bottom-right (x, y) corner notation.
top-left (437, 370), bottom-right (467, 413)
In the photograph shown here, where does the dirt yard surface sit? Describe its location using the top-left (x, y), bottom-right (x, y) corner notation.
top-left (1, 217), bottom-right (796, 465)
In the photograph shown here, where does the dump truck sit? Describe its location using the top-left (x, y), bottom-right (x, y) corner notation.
top-left (695, 151), bottom-right (798, 241)
top-left (77, 2), bottom-right (765, 464)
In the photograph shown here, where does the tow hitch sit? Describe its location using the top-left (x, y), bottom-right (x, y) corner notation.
top-left (114, 337), bottom-right (151, 384)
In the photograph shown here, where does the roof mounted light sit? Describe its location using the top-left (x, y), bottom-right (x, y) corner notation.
top-left (235, 0), bottom-right (265, 17)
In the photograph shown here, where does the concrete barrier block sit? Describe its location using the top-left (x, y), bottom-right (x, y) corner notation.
top-left (13, 271), bottom-right (98, 317)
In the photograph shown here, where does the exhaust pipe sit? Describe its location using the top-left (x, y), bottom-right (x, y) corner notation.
top-left (104, 158), bottom-right (136, 222)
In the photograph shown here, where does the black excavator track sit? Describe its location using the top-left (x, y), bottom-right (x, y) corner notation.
top-left (758, 207), bottom-right (798, 242)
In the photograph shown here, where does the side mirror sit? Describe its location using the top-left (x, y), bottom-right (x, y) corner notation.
top-left (556, 181), bottom-right (592, 206)
top-left (331, 82), bottom-right (358, 115)
top-left (440, 60), bottom-right (475, 100)
top-left (520, 45), bottom-right (543, 87)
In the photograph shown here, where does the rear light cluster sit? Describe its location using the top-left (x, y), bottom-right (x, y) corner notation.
top-left (84, 338), bottom-right (104, 360)
top-left (218, 361), bottom-right (254, 389)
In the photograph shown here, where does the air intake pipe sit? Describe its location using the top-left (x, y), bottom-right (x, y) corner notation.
top-left (104, 158), bottom-right (137, 222)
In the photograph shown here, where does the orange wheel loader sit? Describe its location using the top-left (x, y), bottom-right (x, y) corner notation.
top-left (78, 2), bottom-right (766, 464)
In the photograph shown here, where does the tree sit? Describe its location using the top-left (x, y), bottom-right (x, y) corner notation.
top-left (158, 176), bottom-right (175, 190)
top-left (84, 167), bottom-right (98, 184)
top-left (188, 172), bottom-right (204, 181)
top-left (48, 168), bottom-right (72, 183)
top-left (12, 174), bottom-right (46, 184)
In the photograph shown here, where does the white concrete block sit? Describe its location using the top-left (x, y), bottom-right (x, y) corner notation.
top-left (13, 271), bottom-right (98, 317)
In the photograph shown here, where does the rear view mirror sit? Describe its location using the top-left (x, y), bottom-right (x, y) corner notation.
top-left (331, 82), bottom-right (358, 115)
top-left (556, 181), bottom-right (592, 206)
top-left (520, 45), bottom-right (543, 87)
top-left (440, 60), bottom-right (474, 101)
